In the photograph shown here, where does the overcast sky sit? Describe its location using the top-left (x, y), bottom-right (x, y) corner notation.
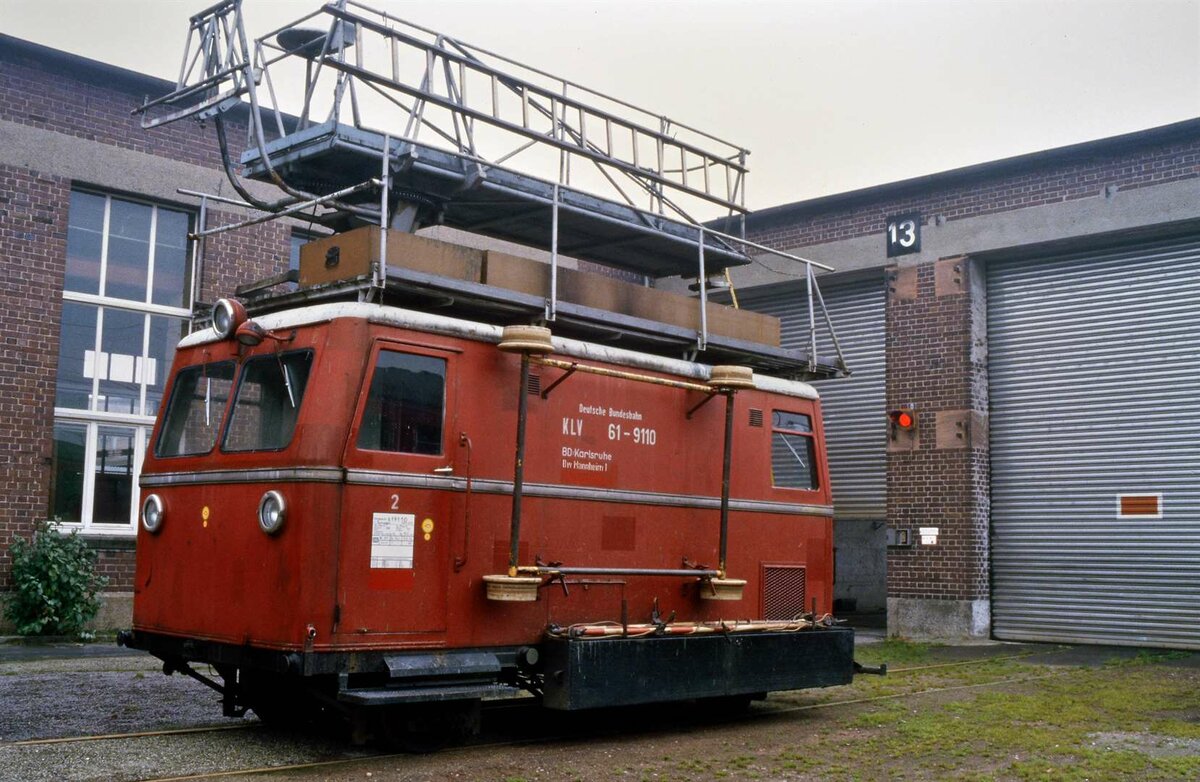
top-left (4, 0), bottom-right (1199, 212)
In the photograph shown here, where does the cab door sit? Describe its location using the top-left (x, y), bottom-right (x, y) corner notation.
top-left (336, 339), bottom-right (459, 639)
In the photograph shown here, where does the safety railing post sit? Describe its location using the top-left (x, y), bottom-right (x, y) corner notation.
top-left (376, 133), bottom-right (390, 291)
top-left (697, 227), bottom-right (708, 351)
top-left (507, 351), bottom-right (532, 576)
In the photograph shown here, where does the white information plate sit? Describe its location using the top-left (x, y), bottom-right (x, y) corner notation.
top-left (371, 513), bottom-right (415, 569)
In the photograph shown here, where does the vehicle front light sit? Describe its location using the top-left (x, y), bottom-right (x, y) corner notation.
top-left (258, 490), bottom-right (286, 535)
top-left (141, 494), bottom-right (165, 534)
top-left (212, 298), bottom-right (247, 340)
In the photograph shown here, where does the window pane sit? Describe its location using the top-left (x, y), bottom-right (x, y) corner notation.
top-left (55, 302), bottom-right (98, 410)
top-left (96, 308), bottom-right (146, 415)
top-left (104, 199), bottom-right (152, 302)
top-left (49, 423), bottom-right (87, 522)
top-left (65, 191), bottom-right (104, 295)
top-left (152, 208), bottom-right (191, 308)
top-left (772, 411), bottom-right (812, 433)
top-left (93, 426), bottom-right (135, 524)
top-left (145, 316), bottom-right (185, 416)
top-left (771, 430), bottom-right (818, 491)
top-left (223, 351), bottom-right (314, 452)
top-left (289, 232), bottom-right (307, 273)
top-left (357, 352), bottom-right (446, 455)
top-left (156, 361), bottom-right (236, 457)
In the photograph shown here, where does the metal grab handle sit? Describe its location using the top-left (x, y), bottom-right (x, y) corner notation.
top-left (454, 432), bottom-right (473, 572)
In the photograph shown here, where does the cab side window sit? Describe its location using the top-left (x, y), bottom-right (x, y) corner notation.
top-left (771, 410), bottom-right (819, 490)
top-left (357, 351), bottom-right (446, 455)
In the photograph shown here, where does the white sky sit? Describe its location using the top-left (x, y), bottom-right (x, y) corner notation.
top-left (4, 0), bottom-right (1199, 211)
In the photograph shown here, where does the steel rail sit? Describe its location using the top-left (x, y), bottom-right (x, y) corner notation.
top-left (118, 666), bottom-right (1083, 782)
top-left (9, 723), bottom-right (253, 747)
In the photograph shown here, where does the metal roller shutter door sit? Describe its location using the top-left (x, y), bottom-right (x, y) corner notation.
top-left (739, 273), bottom-right (886, 518)
top-left (988, 235), bottom-right (1200, 649)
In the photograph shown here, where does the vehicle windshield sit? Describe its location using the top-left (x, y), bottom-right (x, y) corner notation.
top-left (155, 361), bottom-right (237, 457)
top-left (223, 350), bottom-right (314, 452)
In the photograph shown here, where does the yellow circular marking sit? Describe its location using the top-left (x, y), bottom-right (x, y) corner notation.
top-left (421, 518), bottom-right (434, 534)
top-left (423, 533), bottom-right (432, 542)
top-left (202, 506), bottom-right (211, 520)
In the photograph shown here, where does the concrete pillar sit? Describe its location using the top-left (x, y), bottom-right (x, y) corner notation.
top-left (884, 255), bottom-right (991, 641)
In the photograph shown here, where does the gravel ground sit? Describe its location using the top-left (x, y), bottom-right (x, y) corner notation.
top-left (2, 640), bottom-right (1197, 782)
top-left (0, 648), bottom-right (370, 782)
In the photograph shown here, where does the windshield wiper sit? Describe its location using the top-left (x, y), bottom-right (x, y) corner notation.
top-left (277, 354), bottom-right (296, 409)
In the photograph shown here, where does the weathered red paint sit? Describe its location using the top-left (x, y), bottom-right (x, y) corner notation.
top-left (133, 315), bottom-right (833, 654)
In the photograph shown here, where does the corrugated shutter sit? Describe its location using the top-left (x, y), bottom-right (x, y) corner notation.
top-left (740, 272), bottom-right (886, 518)
top-left (988, 235), bottom-right (1200, 650)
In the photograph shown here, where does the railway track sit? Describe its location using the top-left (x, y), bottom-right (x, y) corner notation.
top-left (3, 645), bottom-right (1078, 781)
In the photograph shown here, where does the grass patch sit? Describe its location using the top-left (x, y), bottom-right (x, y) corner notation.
top-left (757, 652), bottom-right (1200, 781)
top-left (854, 638), bottom-right (937, 667)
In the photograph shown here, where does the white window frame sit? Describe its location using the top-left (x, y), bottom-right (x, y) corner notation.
top-left (52, 191), bottom-right (193, 536)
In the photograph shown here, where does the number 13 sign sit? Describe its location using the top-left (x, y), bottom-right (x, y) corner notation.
top-left (886, 212), bottom-right (921, 257)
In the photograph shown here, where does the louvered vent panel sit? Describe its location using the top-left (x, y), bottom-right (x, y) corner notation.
top-left (749, 408), bottom-right (764, 428)
top-left (526, 373), bottom-right (541, 395)
top-left (761, 565), bottom-right (806, 620)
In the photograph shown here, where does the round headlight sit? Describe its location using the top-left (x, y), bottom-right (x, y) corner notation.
top-left (258, 490), bottom-right (286, 535)
top-left (212, 298), bottom-right (247, 340)
top-left (141, 494), bottom-right (165, 534)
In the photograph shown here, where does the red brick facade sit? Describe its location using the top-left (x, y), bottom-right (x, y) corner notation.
top-left (747, 135), bottom-right (1200, 252)
top-left (740, 120), bottom-right (1200, 637)
top-left (884, 261), bottom-right (989, 602)
top-left (0, 44), bottom-right (226, 170)
top-left (0, 166), bottom-right (70, 581)
top-left (0, 39), bottom-right (293, 611)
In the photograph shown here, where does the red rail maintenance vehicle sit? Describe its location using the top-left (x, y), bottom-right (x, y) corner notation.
top-left (117, 0), bottom-right (882, 743)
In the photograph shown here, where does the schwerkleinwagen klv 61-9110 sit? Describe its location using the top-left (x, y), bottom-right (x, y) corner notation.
top-left (116, 0), bottom-right (884, 747)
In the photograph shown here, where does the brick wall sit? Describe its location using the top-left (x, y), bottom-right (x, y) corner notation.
top-left (0, 165), bottom-right (70, 584)
top-left (888, 259), bottom-right (988, 602)
top-left (885, 259), bottom-right (989, 610)
top-left (95, 549), bottom-right (136, 591)
top-left (202, 211), bottom-right (293, 303)
top-left (0, 47), bottom-right (293, 610)
top-left (747, 137), bottom-right (1200, 251)
top-left (0, 45), bottom-right (233, 171)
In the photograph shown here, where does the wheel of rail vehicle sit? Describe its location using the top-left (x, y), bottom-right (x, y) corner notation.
top-left (697, 692), bottom-right (766, 715)
top-left (242, 670), bottom-right (337, 730)
top-left (375, 700), bottom-right (483, 753)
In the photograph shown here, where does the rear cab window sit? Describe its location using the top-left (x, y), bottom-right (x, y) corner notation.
top-left (771, 410), bottom-right (819, 491)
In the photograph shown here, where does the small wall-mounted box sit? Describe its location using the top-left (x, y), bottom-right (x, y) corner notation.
top-left (886, 528), bottom-right (913, 548)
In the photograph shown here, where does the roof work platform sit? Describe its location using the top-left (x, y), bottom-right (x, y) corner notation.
top-left (135, 0), bottom-right (847, 379)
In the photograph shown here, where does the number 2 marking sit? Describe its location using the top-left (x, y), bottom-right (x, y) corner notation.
top-left (390, 494), bottom-right (400, 510)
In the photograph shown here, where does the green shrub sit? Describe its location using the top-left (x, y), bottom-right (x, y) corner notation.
top-left (4, 521), bottom-right (108, 637)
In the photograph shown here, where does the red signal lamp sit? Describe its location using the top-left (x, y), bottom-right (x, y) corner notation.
top-left (889, 409), bottom-right (916, 431)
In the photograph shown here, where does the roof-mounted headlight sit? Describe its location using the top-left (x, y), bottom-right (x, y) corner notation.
top-left (141, 494), bottom-right (165, 534)
top-left (212, 298), bottom-right (247, 340)
top-left (258, 490), bottom-right (287, 535)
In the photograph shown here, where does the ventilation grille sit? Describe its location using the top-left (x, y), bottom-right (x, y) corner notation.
top-left (526, 372), bottom-right (541, 396)
top-left (761, 565), bottom-right (807, 620)
top-left (749, 408), bottom-right (764, 428)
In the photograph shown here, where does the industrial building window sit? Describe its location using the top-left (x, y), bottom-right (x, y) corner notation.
top-left (49, 190), bottom-right (193, 534)
top-left (770, 410), bottom-right (819, 491)
top-left (357, 351), bottom-right (447, 455)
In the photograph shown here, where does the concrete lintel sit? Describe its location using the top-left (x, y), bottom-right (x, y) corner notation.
top-left (887, 597), bottom-right (991, 642)
top-left (0, 118), bottom-right (284, 215)
top-left (725, 176), bottom-right (1200, 293)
